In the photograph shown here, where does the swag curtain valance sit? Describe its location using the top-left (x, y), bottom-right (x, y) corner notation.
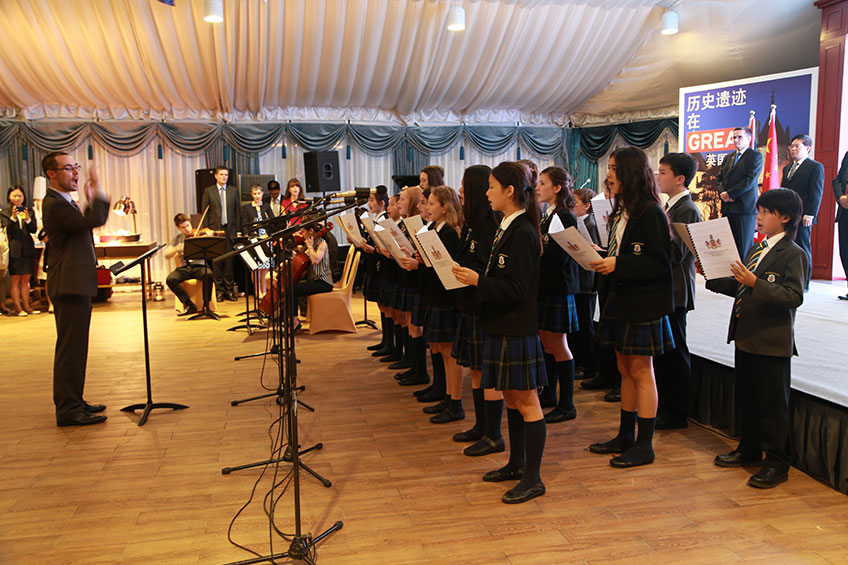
top-left (0, 121), bottom-right (568, 159)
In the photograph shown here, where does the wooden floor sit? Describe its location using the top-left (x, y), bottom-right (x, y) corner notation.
top-left (1, 292), bottom-right (847, 565)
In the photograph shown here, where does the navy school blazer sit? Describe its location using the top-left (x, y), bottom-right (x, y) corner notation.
top-left (539, 208), bottom-right (580, 297)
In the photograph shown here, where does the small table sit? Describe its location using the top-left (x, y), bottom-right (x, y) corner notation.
top-left (95, 241), bottom-right (158, 298)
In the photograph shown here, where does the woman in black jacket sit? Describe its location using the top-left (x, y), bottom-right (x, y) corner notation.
top-left (4, 186), bottom-right (38, 315)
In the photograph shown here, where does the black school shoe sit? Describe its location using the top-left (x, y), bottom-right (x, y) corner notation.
top-left (430, 406), bottom-right (464, 424)
top-left (544, 406), bottom-right (576, 423)
top-left (453, 427), bottom-right (483, 442)
top-left (463, 436), bottom-right (506, 457)
top-left (609, 445), bottom-right (655, 468)
top-left (422, 399), bottom-right (447, 414)
top-left (482, 465), bottom-right (524, 482)
top-left (747, 466), bottom-right (788, 488)
top-left (502, 481), bottom-right (545, 504)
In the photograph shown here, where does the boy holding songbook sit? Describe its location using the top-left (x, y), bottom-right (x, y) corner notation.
top-left (705, 188), bottom-right (806, 489)
top-left (654, 153), bottom-right (701, 430)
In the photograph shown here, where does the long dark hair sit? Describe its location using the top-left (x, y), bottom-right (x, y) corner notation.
top-left (374, 185), bottom-right (389, 210)
top-left (491, 161), bottom-right (541, 242)
top-left (7, 185), bottom-right (27, 211)
top-left (609, 146), bottom-right (662, 220)
top-left (284, 177), bottom-right (302, 200)
top-left (540, 166), bottom-right (576, 211)
top-left (462, 165), bottom-right (494, 232)
top-left (421, 165), bottom-right (445, 187)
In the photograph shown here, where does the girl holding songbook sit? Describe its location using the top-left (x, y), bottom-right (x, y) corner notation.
top-left (535, 167), bottom-right (581, 423)
top-left (371, 195), bottom-right (401, 359)
top-left (587, 146), bottom-right (675, 469)
top-left (452, 162), bottom-right (548, 504)
top-left (451, 165), bottom-right (507, 457)
top-left (364, 186), bottom-right (391, 353)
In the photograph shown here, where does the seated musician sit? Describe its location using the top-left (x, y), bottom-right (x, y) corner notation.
top-left (164, 213), bottom-right (213, 316)
top-left (291, 222), bottom-right (333, 331)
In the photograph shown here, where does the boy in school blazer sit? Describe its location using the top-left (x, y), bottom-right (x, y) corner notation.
top-left (706, 188), bottom-right (806, 489)
top-left (654, 153), bottom-right (701, 430)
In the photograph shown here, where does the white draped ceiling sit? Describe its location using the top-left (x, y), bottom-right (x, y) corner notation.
top-left (0, 0), bottom-right (820, 125)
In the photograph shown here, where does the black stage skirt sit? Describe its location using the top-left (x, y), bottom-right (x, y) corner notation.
top-left (480, 334), bottom-right (548, 391)
top-left (426, 304), bottom-right (458, 343)
top-left (410, 292), bottom-right (429, 327)
top-left (537, 293), bottom-right (578, 334)
top-left (597, 291), bottom-right (675, 356)
top-left (451, 312), bottom-right (484, 371)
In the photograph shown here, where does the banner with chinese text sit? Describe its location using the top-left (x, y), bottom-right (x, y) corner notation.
top-left (678, 68), bottom-right (818, 220)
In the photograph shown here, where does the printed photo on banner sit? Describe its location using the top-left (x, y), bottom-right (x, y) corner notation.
top-left (679, 68), bottom-right (818, 220)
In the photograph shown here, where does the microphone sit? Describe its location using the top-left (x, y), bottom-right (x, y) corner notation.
top-left (578, 179), bottom-right (591, 189)
top-left (328, 188), bottom-right (376, 198)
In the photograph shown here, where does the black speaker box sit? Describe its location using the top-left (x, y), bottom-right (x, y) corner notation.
top-left (303, 151), bottom-right (341, 195)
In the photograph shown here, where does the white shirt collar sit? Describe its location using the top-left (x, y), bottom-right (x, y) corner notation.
top-left (792, 157), bottom-right (807, 166)
top-left (48, 186), bottom-right (73, 203)
top-left (499, 209), bottom-right (526, 231)
top-left (665, 190), bottom-right (690, 210)
top-left (436, 220), bottom-right (446, 232)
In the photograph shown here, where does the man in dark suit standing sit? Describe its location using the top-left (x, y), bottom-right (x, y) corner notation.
top-left (834, 151), bottom-right (848, 301)
top-left (654, 152), bottom-right (701, 429)
top-left (201, 166), bottom-right (239, 301)
top-left (42, 151), bottom-right (110, 427)
top-left (264, 179), bottom-right (283, 217)
top-left (781, 134), bottom-right (824, 290)
top-left (718, 126), bottom-right (764, 258)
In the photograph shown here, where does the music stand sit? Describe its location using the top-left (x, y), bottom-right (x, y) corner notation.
top-left (228, 237), bottom-right (268, 333)
top-left (183, 235), bottom-right (226, 321)
top-left (111, 244), bottom-right (189, 426)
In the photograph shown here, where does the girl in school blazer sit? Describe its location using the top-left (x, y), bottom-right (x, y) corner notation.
top-left (588, 146), bottom-right (675, 469)
top-left (453, 161), bottom-right (547, 505)
top-left (536, 166), bottom-right (582, 424)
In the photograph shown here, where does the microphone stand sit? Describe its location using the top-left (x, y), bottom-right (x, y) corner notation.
top-left (220, 201), bottom-right (362, 565)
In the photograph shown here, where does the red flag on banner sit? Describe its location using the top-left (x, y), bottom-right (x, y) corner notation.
top-left (762, 104), bottom-right (780, 193)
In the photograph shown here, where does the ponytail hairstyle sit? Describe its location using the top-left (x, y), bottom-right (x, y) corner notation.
top-left (430, 185), bottom-right (463, 236)
top-left (420, 165), bottom-right (445, 188)
top-left (517, 159), bottom-right (539, 190)
top-left (540, 166), bottom-right (576, 211)
top-left (374, 184), bottom-right (389, 211)
top-left (400, 185), bottom-right (421, 218)
top-left (461, 164), bottom-right (494, 232)
top-left (609, 146), bottom-right (662, 220)
top-left (491, 161), bottom-right (541, 243)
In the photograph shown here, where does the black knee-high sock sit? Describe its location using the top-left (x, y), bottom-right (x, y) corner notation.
top-left (484, 398), bottom-right (504, 441)
top-left (557, 359), bottom-right (575, 411)
top-left (636, 416), bottom-right (655, 451)
top-left (618, 409), bottom-right (637, 444)
top-left (539, 353), bottom-right (557, 405)
top-left (517, 419), bottom-right (546, 488)
top-left (505, 408), bottom-right (526, 470)
top-left (394, 325), bottom-right (404, 356)
top-left (430, 350), bottom-right (444, 394)
top-left (471, 388), bottom-right (485, 432)
top-left (380, 314), bottom-right (391, 348)
top-left (403, 328), bottom-right (414, 364)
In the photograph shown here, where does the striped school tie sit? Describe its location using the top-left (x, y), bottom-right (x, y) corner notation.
top-left (606, 210), bottom-right (622, 258)
top-left (734, 240), bottom-right (768, 317)
top-left (485, 226), bottom-right (504, 274)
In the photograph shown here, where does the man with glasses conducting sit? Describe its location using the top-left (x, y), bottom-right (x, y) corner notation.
top-left (717, 126), bottom-right (764, 258)
top-left (42, 152), bottom-right (111, 427)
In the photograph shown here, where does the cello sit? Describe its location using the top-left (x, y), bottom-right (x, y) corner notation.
top-left (258, 221), bottom-right (334, 319)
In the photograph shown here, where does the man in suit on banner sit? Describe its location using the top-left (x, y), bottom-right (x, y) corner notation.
top-left (718, 126), bottom-right (764, 258)
top-left (781, 134), bottom-right (824, 290)
top-left (42, 151), bottom-right (110, 427)
top-left (201, 166), bottom-right (240, 301)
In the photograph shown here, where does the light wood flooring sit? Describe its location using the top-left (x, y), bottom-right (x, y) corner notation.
top-left (1, 292), bottom-right (847, 564)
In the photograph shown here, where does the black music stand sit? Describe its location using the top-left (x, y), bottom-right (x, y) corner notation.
top-left (356, 273), bottom-right (378, 330)
top-left (228, 238), bottom-right (268, 333)
top-left (111, 244), bottom-right (189, 426)
top-left (183, 235), bottom-right (226, 321)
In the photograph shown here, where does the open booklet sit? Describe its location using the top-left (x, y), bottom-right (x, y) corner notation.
top-left (547, 213), bottom-right (604, 271)
top-left (590, 193), bottom-right (614, 248)
top-left (378, 219), bottom-right (416, 258)
top-left (415, 226), bottom-right (468, 290)
top-left (672, 216), bottom-right (741, 280)
top-left (338, 211), bottom-right (366, 247)
top-left (359, 212), bottom-right (406, 262)
top-left (400, 215), bottom-right (432, 267)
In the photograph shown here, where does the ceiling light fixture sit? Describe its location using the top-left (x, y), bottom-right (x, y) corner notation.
top-left (204, 0), bottom-right (224, 23)
top-left (661, 8), bottom-right (678, 35)
top-left (447, 4), bottom-right (466, 31)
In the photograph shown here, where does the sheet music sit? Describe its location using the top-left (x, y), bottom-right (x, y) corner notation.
top-left (359, 212), bottom-right (388, 252)
top-left (374, 224), bottom-right (407, 262)
top-left (591, 194), bottom-right (614, 248)
top-left (548, 218), bottom-right (604, 271)
top-left (575, 213), bottom-right (592, 242)
top-left (673, 217), bottom-right (740, 280)
top-left (339, 212), bottom-right (366, 246)
top-left (401, 216), bottom-right (432, 267)
top-left (378, 219), bottom-right (415, 256)
top-left (415, 228), bottom-right (468, 290)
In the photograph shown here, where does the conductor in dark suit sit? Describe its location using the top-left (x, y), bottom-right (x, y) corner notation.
top-left (654, 153), bottom-right (701, 429)
top-left (201, 167), bottom-right (240, 301)
top-left (834, 151), bottom-right (848, 301)
top-left (42, 152), bottom-right (110, 427)
top-left (718, 126), bottom-right (763, 258)
top-left (781, 134), bottom-right (824, 289)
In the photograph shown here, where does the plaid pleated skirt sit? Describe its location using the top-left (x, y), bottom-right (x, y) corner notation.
top-left (597, 291), bottom-right (675, 356)
top-left (451, 312), bottom-right (484, 370)
top-left (394, 286), bottom-right (415, 312)
top-left (379, 280), bottom-right (397, 309)
top-left (365, 275), bottom-right (382, 302)
top-left (426, 304), bottom-right (458, 343)
top-left (537, 293), bottom-right (579, 334)
top-left (481, 334), bottom-right (548, 391)
top-left (410, 293), bottom-right (429, 327)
